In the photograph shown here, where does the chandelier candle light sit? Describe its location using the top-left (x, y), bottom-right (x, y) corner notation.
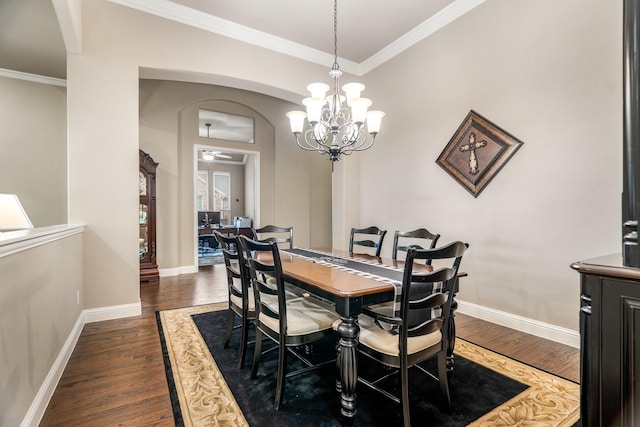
top-left (286, 0), bottom-right (385, 163)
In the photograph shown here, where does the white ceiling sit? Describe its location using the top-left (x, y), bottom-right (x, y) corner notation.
top-left (0, 0), bottom-right (484, 80)
top-left (150, 0), bottom-right (457, 63)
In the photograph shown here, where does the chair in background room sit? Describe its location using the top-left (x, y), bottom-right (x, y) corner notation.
top-left (254, 225), bottom-right (294, 249)
top-left (237, 235), bottom-right (340, 410)
top-left (213, 230), bottom-right (254, 369)
top-left (349, 226), bottom-right (387, 257)
top-left (392, 228), bottom-right (441, 265)
top-left (357, 242), bottom-right (468, 427)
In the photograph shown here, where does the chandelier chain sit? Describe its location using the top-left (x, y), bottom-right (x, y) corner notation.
top-left (332, 0), bottom-right (339, 71)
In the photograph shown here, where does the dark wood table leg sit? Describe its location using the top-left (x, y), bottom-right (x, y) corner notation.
top-left (335, 316), bottom-right (359, 420)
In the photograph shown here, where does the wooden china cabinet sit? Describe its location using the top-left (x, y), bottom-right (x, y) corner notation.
top-left (139, 149), bottom-right (159, 282)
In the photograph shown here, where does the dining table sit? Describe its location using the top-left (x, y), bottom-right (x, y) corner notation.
top-left (265, 248), bottom-right (465, 423)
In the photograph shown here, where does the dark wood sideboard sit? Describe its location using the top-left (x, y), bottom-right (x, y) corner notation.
top-left (571, 254), bottom-right (640, 426)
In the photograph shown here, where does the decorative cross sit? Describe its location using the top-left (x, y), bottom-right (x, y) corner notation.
top-left (459, 132), bottom-right (487, 175)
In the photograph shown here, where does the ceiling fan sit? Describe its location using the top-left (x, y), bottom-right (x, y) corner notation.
top-left (201, 150), bottom-right (232, 161)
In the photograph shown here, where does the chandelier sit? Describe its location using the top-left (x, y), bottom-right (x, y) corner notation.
top-left (286, 0), bottom-right (385, 163)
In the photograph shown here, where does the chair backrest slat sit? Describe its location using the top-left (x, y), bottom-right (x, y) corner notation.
top-left (214, 230), bottom-right (251, 308)
top-left (392, 228), bottom-right (441, 265)
top-left (254, 225), bottom-right (294, 249)
top-left (398, 242), bottom-right (468, 348)
top-left (349, 226), bottom-right (387, 257)
top-left (237, 235), bottom-right (288, 329)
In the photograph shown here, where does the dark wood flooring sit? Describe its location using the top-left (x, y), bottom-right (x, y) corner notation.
top-left (40, 264), bottom-right (579, 426)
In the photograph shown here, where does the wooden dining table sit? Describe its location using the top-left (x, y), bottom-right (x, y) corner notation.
top-left (266, 248), bottom-right (465, 423)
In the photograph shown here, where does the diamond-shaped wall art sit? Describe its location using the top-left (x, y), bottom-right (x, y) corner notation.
top-left (436, 110), bottom-right (524, 198)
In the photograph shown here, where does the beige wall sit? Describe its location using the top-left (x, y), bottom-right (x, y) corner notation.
top-left (0, 75), bottom-right (67, 226)
top-left (339, 0), bottom-right (622, 331)
top-left (0, 230), bottom-right (83, 427)
top-left (67, 0), bottom-right (331, 307)
top-left (68, 0), bottom-right (620, 333)
top-left (139, 80), bottom-right (332, 272)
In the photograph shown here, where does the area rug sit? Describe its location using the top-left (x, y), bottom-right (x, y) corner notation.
top-left (157, 304), bottom-right (580, 426)
top-left (198, 248), bottom-right (224, 266)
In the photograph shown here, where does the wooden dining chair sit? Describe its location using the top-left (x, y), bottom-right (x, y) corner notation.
top-left (357, 241), bottom-right (468, 427)
top-left (213, 230), bottom-right (255, 369)
top-left (237, 235), bottom-right (340, 410)
top-left (349, 226), bottom-right (387, 257)
top-left (392, 228), bottom-right (441, 265)
top-left (254, 225), bottom-right (294, 249)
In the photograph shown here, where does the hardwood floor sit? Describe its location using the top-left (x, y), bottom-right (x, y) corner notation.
top-left (40, 264), bottom-right (579, 426)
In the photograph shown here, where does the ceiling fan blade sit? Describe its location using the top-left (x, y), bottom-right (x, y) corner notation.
top-left (215, 153), bottom-right (232, 159)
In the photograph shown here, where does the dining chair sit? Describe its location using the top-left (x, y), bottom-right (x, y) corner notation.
top-left (254, 224), bottom-right (294, 249)
top-left (392, 228), bottom-right (441, 265)
top-left (357, 241), bottom-right (468, 427)
top-left (237, 235), bottom-right (340, 410)
top-left (349, 226), bottom-right (387, 257)
top-left (213, 230), bottom-right (255, 369)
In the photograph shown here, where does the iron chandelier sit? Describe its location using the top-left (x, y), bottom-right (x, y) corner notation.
top-left (286, 0), bottom-right (385, 163)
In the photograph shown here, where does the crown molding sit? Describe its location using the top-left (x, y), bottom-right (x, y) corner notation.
top-left (0, 68), bottom-right (66, 87)
top-left (360, 0), bottom-right (486, 74)
top-left (52, 0), bottom-right (82, 54)
top-left (109, 0), bottom-right (360, 74)
top-left (110, 0), bottom-right (484, 77)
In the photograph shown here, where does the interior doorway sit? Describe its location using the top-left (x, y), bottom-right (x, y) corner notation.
top-left (193, 144), bottom-right (260, 265)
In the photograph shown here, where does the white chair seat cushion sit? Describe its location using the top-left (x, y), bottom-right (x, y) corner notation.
top-left (260, 297), bottom-right (340, 336)
top-left (357, 314), bottom-right (442, 357)
top-left (230, 286), bottom-right (255, 311)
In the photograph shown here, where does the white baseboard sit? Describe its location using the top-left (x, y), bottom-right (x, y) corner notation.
top-left (159, 265), bottom-right (198, 277)
top-left (19, 313), bottom-right (85, 427)
top-left (83, 302), bottom-right (142, 323)
top-left (178, 265), bottom-right (198, 275)
top-left (159, 267), bottom-right (179, 277)
top-left (456, 299), bottom-right (580, 348)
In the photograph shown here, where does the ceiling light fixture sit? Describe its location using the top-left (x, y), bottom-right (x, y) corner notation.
top-left (201, 149), bottom-right (232, 162)
top-left (286, 0), bottom-right (385, 164)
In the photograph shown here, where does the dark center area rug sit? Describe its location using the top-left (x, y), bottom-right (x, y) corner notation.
top-left (198, 247), bottom-right (223, 266)
top-left (157, 303), bottom-right (579, 427)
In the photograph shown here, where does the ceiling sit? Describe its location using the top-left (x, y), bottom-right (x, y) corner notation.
top-left (0, 0), bottom-right (483, 80)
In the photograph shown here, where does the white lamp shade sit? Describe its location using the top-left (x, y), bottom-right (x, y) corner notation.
top-left (307, 82), bottom-right (330, 99)
top-left (350, 98), bottom-right (372, 124)
top-left (0, 194), bottom-right (34, 231)
top-left (302, 97), bottom-right (326, 123)
top-left (366, 110), bottom-right (386, 134)
top-left (286, 110), bottom-right (307, 133)
top-left (342, 82), bottom-right (365, 106)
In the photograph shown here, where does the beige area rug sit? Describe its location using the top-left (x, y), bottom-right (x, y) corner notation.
top-left (158, 304), bottom-right (580, 427)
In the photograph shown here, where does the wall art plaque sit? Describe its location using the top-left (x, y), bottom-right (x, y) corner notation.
top-left (436, 110), bottom-right (524, 197)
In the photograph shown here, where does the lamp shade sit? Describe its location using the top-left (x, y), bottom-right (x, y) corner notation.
top-left (286, 110), bottom-right (307, 133)
top-left (302, 97), bottom-right (326, 124)
top-left (342, 82), bottom-right (365, 106)
top-left (366, 110), bottom-right (386, 134)
top-left (307, 82), bottom-right (330, 99)
top-left (350, 98), bottom-right (372, 124)
top-left (0, 194), bottom-right (34, 231)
